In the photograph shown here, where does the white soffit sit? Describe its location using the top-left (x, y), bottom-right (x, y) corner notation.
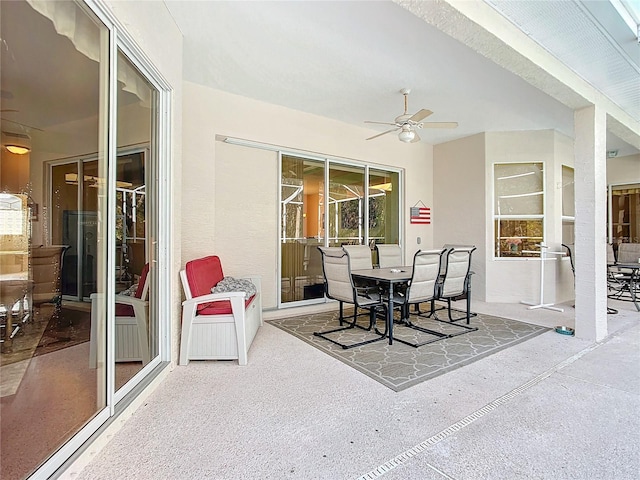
top-left (485, 0), bottom-right (640, 123)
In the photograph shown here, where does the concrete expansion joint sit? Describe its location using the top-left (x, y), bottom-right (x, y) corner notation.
top-left (353, 334), bottom-right (615, 480)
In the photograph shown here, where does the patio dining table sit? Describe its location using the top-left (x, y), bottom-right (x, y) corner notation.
top-left (351, 267), bottom-right (412, 345)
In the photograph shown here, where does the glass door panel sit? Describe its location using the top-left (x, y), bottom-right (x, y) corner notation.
top-left (0, 1), bottom-right (108, 478)
top-left (280, 155), bottom-right (325, 304)
top-left (328, 163), bottom-right (365, 247)
top-left (369, 168), bottom-right (400, 264)
top-left (112, 50), bottom-right (157, 390)
top-left (52, 163), bottom-right (80, 298)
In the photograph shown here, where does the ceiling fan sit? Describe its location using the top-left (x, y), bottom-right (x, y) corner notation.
top-left (365, 88), bottom-right (458, 143)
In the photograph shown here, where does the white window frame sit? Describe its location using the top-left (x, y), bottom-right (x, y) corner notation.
top-left (493, 162), bottom-right (545, 259)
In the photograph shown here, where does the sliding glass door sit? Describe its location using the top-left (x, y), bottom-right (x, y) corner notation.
top-left (1, 2), bottom-right (109, 479)
top-left (280, 155), bottom-right (325, 304)
top-left (0, 2), bottom-right (168, 478)
top-left (328, 164), bottom-right (366, 247)
top-left (280, 156), bottom-right (401, 306)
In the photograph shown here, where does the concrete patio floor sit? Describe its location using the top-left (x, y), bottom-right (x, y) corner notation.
top-left (64, 299), bottom-right (639, 480)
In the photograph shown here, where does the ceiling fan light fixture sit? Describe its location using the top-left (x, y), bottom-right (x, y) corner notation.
top-left (6, 145), bottom-right (30, 155)
top-left (398, 127), bottom-right (415, 143)
top-left (2, 132), bottom-right (31, 155)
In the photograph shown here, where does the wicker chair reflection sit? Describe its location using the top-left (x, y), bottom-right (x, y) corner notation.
top-left (313, 247), bottom-right (387, 349)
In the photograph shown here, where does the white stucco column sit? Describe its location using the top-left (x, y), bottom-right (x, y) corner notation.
top-left (574, 105), bottom-right (608, 341)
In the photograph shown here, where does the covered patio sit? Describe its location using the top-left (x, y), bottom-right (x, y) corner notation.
top-left (65, 298), bottom-right (639, 479)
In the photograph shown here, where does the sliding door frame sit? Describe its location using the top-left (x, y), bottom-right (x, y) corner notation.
top-left (34, 0), bottom-right (173, 477)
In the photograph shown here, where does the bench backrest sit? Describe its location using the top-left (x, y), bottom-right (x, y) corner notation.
top-left (183, 255), bottom-right (225, 299)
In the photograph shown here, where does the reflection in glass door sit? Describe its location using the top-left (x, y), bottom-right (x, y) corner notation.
top-left (0, 2), bottom-right (108, 479)
top-left (280, 155), bottom-right (325, 304)
top-left (328, 164), bottom-right (366, 246)
top-left (110, 50), bottom-right (158, 391)
top-left (279, 156), bottom-right (402, 306)
top-left (53, 160), bottom-right (100, 301)
top-left (368, 168), bottom-right (400, 265)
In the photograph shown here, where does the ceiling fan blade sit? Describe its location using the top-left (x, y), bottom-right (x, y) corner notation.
top-left (366, 128), bottom-right (398, 140)
top-left (365, 120), bottom-right (399, 126)
top-left (410, 131), bottom-right (421, 143)
top-left (409, 109), bottom-right (433, 123)
top-left (422, 122), bottom-right (458, 129)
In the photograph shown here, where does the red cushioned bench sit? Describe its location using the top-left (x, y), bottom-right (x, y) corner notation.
top-left (179, 255), bottom-right (262, 366)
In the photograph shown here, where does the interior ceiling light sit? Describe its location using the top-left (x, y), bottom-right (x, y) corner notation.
top-left (398, 126), bottom-right (415, 143)
top-left (2, 131), bottom-right (31, 155)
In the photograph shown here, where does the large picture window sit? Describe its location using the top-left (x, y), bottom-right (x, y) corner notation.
top-left (494, 163), bottom-right (544, 257)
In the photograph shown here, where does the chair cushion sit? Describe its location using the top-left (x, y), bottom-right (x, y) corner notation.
top-left (198, 296), bottom-right (255, 315)
top-left (134, 263), bottom-right (150, 299)
top-left (185, 256), bottom-right (225, 302)
top-left (115, 303), bottom-right (135, 317)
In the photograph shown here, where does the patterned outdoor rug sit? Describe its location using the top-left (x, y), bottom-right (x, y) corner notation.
top-left (269, 305), bottom-right (548, 391)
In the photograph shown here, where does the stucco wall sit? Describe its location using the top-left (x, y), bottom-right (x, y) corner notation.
top-left (182, 82), bottom-right (434, 310)
top-left (606, 153), bottom-right (640, 185)
top-left (433, 133), bottom-right (487, 301)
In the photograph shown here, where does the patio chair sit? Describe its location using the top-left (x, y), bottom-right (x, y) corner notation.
top-left (179, 255), bottom-right (262, 366)
top-left (376, 244), bottom-right (402, 268)
top-left (608, 243), bottom-right (640, 308)
top-left (389, 249), bottom-right (451, 347)
top-left (313, 247), bottom-right (387, 349)
top-left (89, 263), bottom-right (150, 367)
top-left (341, 244), bottom-right (373, 270)
top-left (342, 243), bottom-right (378, 291)
top-left (433, 246), bottom-right (478, 329)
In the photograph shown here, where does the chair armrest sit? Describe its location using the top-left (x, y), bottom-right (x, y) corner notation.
top-left (114, 294), bottom-right (148, 307)
top-left (182, 291), bottom-right (246, 308)
top-left (90, 292), bottom-right (149, 306)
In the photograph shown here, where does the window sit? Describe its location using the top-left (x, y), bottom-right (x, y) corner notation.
top-left (609, 183), bottom-right (640, 244)
top-left (494, 163), bottom-right (544, 257)
top-left (562, 166), bottom-right (575, 245)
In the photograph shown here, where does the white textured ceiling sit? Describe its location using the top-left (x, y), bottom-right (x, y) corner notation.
top-left (166, 0), bottom-right (639, 155)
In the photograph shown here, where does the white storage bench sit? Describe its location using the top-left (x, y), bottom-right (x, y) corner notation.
top-left (179, 255), bottom-right (262, 366)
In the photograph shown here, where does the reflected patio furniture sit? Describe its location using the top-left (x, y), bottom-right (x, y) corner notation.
top-left (30, 245), bottom-right (69, 320)
top-left (0, 273), bottom-right (31, 353)
top-left (179, 255), bottom-right (262, 366)
top-left (89, 263), bottom-right (150, 367)
top-left (313, 246), bottom-right (387, 349)
top-left (376, 244), bottom-right (402, 268)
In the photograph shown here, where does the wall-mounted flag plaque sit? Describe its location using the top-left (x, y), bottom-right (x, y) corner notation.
top-left (410, 206), bottom-right (431, 224)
